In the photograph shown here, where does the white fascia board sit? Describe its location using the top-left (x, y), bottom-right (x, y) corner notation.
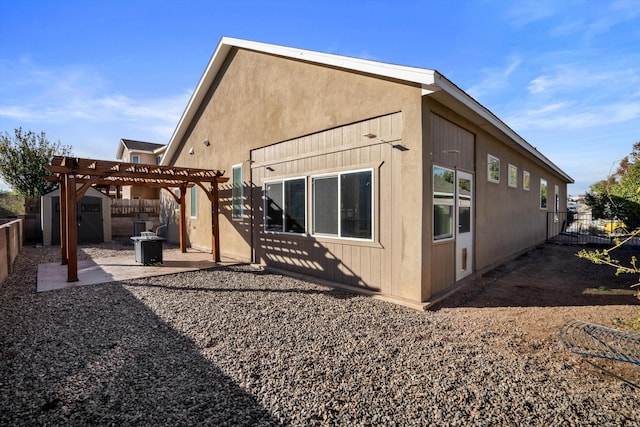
top-left (116, 140), bottom-right (126, 160)
top-left (430, 73), bottom-right (574, 183)
top-left (224, 37), bottom-right (439, 86)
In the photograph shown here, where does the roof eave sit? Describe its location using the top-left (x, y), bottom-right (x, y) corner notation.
top-left (162, 37), bottom-right (573, 184)
top-left (425, 73), bottom-right (574, 183)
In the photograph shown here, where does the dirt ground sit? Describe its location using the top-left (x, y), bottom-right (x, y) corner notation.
top-left (434, 243), bottom-right (640, 386)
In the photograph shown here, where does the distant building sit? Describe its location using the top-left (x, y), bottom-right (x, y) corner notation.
top-left (116, 139), bottom-right (166, 199)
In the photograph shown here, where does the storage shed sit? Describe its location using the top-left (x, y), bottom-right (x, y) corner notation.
top-left (159, 37), bottom-right (573, 307)
top-left (41, 186), bottom-right (112, 246)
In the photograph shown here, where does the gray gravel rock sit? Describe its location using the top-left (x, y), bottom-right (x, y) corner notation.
top-left (1, 245), bottom-right (638, 426)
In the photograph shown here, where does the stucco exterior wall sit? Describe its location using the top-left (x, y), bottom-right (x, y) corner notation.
top-left (167, 47), bottom-right (426, 301)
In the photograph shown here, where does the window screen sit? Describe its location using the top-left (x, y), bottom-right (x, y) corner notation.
top-left (312, 177), bottom-right (338, 235)
top-left (265, 178), bottom-right (306, 233)
top-left (312, 170), bottom-right (373, 240)
top-left (433, 166), bottom-right (455, 240)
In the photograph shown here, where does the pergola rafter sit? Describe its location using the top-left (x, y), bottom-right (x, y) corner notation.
top-left (45, 156), bottom-right (229, 282)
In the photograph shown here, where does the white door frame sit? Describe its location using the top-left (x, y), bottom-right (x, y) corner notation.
top-left (456, 171), bottom-right (473, 281)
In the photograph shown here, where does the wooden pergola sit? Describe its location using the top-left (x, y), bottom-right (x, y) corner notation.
top-left (45, 156), bottom-right (229, 282)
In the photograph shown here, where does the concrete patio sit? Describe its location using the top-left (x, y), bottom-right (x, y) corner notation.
top-left (37, 248), bottom-right (240, 292)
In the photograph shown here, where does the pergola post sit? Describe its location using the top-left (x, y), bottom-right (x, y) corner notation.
top-left (64, 173), bottom-right (78, 282)
top-left (211, 180), bottom-right (221, 262)
top-left (59, 177), bottom-right (68, 265)
top-left (179, 186), bottom-right (187, 253)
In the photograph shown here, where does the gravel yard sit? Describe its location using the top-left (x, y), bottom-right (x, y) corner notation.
top-left (1, 243), bottom-right (638, 426)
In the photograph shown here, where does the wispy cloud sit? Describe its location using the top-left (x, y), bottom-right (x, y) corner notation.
top-left (505, 100), bottom-right (640, 131)
top-left (504, 0), bottom-right (557, 28)
top-left (0, 59), bottom-right (189, 142)
top-left (526, 65), bottom-right (621, 95)
top-left (465, 57), bottom-right (522, 100)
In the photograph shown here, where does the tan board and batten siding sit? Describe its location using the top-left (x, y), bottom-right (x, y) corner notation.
top-left (163, 38), bottom-right (573, 306)
top-left (251, 114), bottom-right (401, 296)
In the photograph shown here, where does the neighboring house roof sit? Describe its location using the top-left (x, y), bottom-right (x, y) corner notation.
top-left (116, 139), bottom-right (166, 160)
top-left (164, 37), bottom-right (573, 183)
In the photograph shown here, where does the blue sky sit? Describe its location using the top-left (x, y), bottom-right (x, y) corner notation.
top-left (1, 0), bottom-right (639, 195)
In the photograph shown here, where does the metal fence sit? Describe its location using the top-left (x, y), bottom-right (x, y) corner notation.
top-left (547, 211), bottom-right (640, 246)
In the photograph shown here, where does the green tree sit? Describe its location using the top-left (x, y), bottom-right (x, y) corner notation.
top-left (585, 141), bottom-right (640, 230)
top-left (0, 128), bottom-right (73, 198)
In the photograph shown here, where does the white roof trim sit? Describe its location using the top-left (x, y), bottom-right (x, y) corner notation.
top-left (163, 37), bottom-right (572, 183)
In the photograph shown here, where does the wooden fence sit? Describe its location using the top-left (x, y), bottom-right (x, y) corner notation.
top-left (111, 199), bottom-right (160, 215)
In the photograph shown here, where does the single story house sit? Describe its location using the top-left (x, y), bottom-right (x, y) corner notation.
top-left (159, 37), bottom-right (573, 307)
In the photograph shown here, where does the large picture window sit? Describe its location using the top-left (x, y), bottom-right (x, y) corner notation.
top-left (232, 164), bottom-right (243, 220)
top-left (264, 178), bottom-right (306, 233)
top-left (312, 170), bottom-right (373, 240)
top-left (433, 166), bottom-right (455, 240)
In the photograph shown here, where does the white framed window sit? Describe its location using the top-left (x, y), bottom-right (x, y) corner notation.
top-left (487, 154), bottom-right (500, 183)
top-left (232, 164), bottom-right (243, 220)
top-left (508, 164), bottom-right (518, 188)
top-left (523, 170), bottom-right (531, 191)
top-left (264, 177), bottom-right (306, 234)
top-left (156, 156), bottom-right (162, 165)
top-left (190, 186), bottom-right (197, 218)
top-left (540, 178), bottom-right (548, 209)
top-left (131, 155), bottom-right (140, 164)
top-left (433, 166), bottom-right (455, 241)
top-left (311, 169), bottom-right (373, 241)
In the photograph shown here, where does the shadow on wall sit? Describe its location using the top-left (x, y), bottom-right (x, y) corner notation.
top-left (159, 182), bottom-right (376, 293)
top-left (247, 184), bottom-right (378, 292)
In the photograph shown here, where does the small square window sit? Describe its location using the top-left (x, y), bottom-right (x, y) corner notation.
top-left (487, 154), bottom-right (500, 183)
top-left (508, 164), bottom-right (517, 188)
top-left (523, 171), bottom-right (530, 191)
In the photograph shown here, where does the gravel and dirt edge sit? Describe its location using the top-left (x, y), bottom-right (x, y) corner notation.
top-left (1, 243), bottom-right (638, 425)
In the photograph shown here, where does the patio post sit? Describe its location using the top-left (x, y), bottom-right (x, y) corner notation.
top-left (59, 177), bottom-right (68, 265)
top-left (211, 180), bottom-right (220, 262)
top-left (179, 185), bottom-right (187, 253)
top-left (64, 173), bottom-right (78, 282)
